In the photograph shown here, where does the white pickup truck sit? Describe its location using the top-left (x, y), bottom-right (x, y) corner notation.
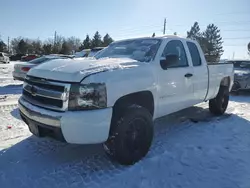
top-left (18, 36), bottom-right (234, 165)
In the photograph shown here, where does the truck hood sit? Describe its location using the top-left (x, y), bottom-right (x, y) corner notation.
top-left (27, 57), bottom-right (140, 82)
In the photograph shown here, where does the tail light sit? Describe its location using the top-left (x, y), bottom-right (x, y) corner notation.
top-left (21, 67), bottom-right (31, 72)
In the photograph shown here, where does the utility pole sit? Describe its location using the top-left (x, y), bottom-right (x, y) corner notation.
top-left (54, 31), bottom-right (57, 46)
top-left (163, 18), bottom-right (166, 35)
top-left (7, 37), bottom-right (10, 53)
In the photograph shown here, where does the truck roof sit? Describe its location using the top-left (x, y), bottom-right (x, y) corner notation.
top-left (114, 35), bottom-right (194, 43)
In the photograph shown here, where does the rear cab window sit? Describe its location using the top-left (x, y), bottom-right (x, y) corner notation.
top-left (186, 42), bottom-right (202, 66)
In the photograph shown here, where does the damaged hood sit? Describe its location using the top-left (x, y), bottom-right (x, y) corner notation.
top-left (27, 57), bottom-right (141, 82)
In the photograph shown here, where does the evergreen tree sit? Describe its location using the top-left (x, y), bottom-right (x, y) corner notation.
top-left (102, 34), bottom-right (113, 47)
top-left (152, 33), bottom-right (155, 37)
top-left (91, 31), bottom-right (102, 48)
top-left (187, 22), bottom-right (207, 52)
top-left (52, 35), bottom-right (64, 54)
top-left (79, 35), bottom-right (91, 50)
top-left (17, 39), bottom-right (29, 54)
top-left (31, 39), bottom-right (43, 55)
top-left (60, 40), bottom-right (71, 54)
top-left (187, 22), bottom-right (201, 40)
top-left (42, 43), bottom-right (53, 55)
top-left (202, 24), bottom-right (224, 62)
top-left (173, 32), bottom-right (177, 36)
top-left (0, 40), bottom-right (7, 52)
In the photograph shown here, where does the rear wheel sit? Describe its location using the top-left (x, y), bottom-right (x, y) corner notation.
top-left (104, 105), bottom-right (153, 165)
top-left (209, 86), bottom-right (229, 115)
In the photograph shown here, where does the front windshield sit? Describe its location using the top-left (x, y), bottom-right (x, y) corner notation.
top-left (95, 39), bottom-right (161, 62)
top-left (232, 61), bottom-right (250, 69)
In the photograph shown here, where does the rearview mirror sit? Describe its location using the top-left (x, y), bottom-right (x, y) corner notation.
top-left (160, 54), bottom-right (179, 69)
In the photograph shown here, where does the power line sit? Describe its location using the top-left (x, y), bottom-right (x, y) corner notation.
top-left (223, 37), bottom-right (250, 40)
top-left (213, 11), bottom-right (250, 16)
top-left (222, 29), bottom-right (250, 32)
top-left (109, 24), bottom-right (162, 33)
top-left (169, 21), bottom-right (250, 28)
top-left (223, 45), bottom-right (247, 46)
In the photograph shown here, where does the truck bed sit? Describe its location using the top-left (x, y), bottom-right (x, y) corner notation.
top-left (206, 62), bottom-right (234, 100)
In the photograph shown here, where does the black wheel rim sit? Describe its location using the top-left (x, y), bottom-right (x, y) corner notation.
top-left (125, 118), bottom-right (147, 158)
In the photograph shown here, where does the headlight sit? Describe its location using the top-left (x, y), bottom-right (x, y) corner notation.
top-left (68, 83), bottom-right (107, 110)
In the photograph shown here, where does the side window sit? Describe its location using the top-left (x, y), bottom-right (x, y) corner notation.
top-left (161, 40), bottom-right (188, 68)
top-left (187, 42), bottom-right (202, 66)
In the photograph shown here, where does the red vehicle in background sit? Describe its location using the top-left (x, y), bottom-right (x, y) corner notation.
top-left (21, 54), bottom-right (39, 61)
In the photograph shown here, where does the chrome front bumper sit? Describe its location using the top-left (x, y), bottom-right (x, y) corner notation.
top-left (18, 97), bottom-right (112, 144)
top-left (19, 98), bottom-right (61, 127)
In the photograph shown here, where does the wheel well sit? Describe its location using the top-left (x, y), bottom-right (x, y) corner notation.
top-left (110, 91), bottom-right (154, 131)
top-left (220, 77), bottom-right (230, 88)
top-left (112, 91), bottom-right (154, 116)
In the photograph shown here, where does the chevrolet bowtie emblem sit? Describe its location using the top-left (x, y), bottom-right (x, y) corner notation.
top-left (30, 86), bottom-right (37, 96)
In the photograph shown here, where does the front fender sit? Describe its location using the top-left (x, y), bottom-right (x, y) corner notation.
top-left (81, 63), bottom-right (158, 107)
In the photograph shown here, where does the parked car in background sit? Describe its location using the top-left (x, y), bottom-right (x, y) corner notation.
top-left (10, 54), bottom-right (26, 61)
top-left (19, 36), bottom-right (234, 165)
top-left (88, 47), bottom-right (105, 57)
top-left (74, 49), bottom-right (90, 58)
top-left (228, 59), bottom-right (250, 92)
top-left (21, 54), bottom-right (39, 61)
top-left (13, 54), bottom-right (73, 81)
top-left (0, 52), bottom-right (10, 64)
top-left (74, 47), bottom-right (105, 58)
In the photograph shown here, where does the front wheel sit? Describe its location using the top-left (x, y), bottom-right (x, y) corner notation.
top-left (104, 105), bottom-right (154, 165)
top-left (209, 86), bottom-right (229, 116)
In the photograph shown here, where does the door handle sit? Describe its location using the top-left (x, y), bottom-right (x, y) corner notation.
top-left (184, 73), bottom-right (193, 78)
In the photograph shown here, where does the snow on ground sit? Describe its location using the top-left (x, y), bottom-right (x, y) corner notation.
top-left (0, 65), bottom-right (250, 187)
top-left (0, 62), bottom-right (22, 105)
top-left (0, 61), bottom-right (22, 86)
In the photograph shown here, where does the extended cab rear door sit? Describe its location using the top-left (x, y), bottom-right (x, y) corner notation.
top-left (156, 39), bottom-right (195, 117)
top-left (186, 41), bottom-right (209, 103)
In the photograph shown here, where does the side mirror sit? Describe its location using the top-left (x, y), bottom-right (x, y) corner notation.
top-left (160, 54), bottom-right (179, 69)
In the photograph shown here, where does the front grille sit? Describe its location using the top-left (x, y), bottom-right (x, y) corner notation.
top-left (22, 76), bottom-right (70, 111)
top-left (25, 77), bottom-right (65, 92)
top-left (23, 90), bottom-right (63, 108)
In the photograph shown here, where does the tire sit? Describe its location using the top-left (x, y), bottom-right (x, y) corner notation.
top-left (209, 86), bottom-right (229, 116)
top-left (104, 105), bottom-right (154, 165)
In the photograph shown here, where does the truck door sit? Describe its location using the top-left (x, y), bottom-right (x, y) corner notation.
top-left (186, 41), bottom-right (208, 103)
top-left (157, 39), bottom-right (194, 117)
